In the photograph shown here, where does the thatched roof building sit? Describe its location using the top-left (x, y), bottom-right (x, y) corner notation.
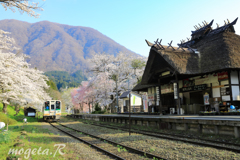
top-left (142, 18), bottom-right (240, 85)
top-left (136, 18), bottom-right (240, 115)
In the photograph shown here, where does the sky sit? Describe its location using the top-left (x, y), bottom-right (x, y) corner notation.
top-left (1, 0), bottom-right (240, 57)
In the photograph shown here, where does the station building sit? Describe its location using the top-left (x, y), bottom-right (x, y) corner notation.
top-left (133, 18), bottom-right (240, 115)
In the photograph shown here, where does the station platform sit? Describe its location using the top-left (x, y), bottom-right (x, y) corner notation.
top-left (69, 114), bottom-right (240, 138)
top-left (71, 114), bottom-right (240, 121)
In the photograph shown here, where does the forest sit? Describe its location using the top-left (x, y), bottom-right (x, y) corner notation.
top-left (44, 70), bottom-right (87, 90)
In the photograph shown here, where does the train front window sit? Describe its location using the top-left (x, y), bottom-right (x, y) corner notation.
top-left (51, 105), bottom-right (54, 110)
top-left (56, 101), bottom-right (61, 110)
top-left (45, 101), bottom-right (49, 110)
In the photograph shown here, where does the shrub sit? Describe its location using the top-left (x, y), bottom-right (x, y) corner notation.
top-left (0, 113), bottom-right (18, 125)
top-left (92, 103), bottom-right (106, 114)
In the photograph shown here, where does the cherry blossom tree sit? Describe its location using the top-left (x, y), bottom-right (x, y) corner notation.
top-left (88, 72), bottom-right (114, 111)
top-left (71, 85), bottom-right (91, 114)
top-left (87, 52), bottom-right (146, 111)
top-left (0, 0), bottom-right (49, 113)
top-left (0, 0), bottom-right (45, 18)
top-left (61, 88), bottom-right (74, 113)
top-left (0, 30), bottom-right (50, 114)
top-left (71, 88), bottom-right (81, 113)
top-left (73, 81), bottom-right (95, 113)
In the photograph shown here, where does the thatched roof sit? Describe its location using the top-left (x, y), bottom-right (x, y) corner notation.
top-left (142, 31), bottom-right (240, 85)
top-left (142, 41), bottom-right (199, 85)
top-left (192, 32), bottom-right (240, 73)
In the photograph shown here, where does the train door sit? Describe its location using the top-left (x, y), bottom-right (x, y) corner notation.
top-left (56, 101), bottom-right (61, 119)
top-left (50, 101), bottom-right (56, 116)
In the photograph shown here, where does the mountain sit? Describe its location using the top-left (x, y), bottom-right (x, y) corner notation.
top-left (0, 19), bottom-right (138, 73)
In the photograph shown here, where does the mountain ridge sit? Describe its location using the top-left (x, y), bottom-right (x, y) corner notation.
top-left (0, 19), bottom-right (139, 73)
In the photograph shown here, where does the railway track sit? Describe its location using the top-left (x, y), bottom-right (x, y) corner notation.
top-left (50, 122), bottom-right (166, 160)
top-left (75, 119), bottom-right (240, 153)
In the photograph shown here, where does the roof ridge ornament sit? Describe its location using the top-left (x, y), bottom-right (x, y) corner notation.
top-left (167, 40), bottom-right (175, 51)
top-left (157, 39), bottom-right (165, 50)
top-left (177, 41), bottom-right (185, 51)
top-left (208, 17), bottom-right (238, 35)
top-left (191, 19), bottom-right (214, 34)
top-left (154, 38), bottom-right (165, 50)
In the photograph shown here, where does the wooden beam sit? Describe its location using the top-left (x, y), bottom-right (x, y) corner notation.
top-left (212, 85), bottom-right (225, 88)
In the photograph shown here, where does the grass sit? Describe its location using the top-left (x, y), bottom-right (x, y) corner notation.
top-left (0, 103), bottom-right (39, 126)
top-left (0, 106), bottom-right (114, 160)
top-left (0, 123), bottom-right (70, 159)
top-left (0, 104), bottom-right (67, 159)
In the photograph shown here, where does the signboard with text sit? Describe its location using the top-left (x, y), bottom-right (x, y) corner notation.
top-left (218, 72), bottom-right (228, 81)
top-left (174, 83), bottom-right (178, 99)
top-left (148, 94), bottom-right (155, 100)
top-left (161, 84), bottom-right (173, 94)
top-left (180, 84), bottom-right (207, 92)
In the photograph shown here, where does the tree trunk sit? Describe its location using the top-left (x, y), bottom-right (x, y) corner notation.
top-left (88, 102), bottom-right (91, 114)
top-left (2, 102), bottom-right (8, 114)
top-left (107, 104), bottom-right (111, 113)
top-left (15, 105), bottom-right (20, 116)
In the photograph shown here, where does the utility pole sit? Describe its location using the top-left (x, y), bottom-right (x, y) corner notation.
top-left (116, 76), bottom-right (119, 113)
top-left (128, 92), bottom-right (131, 136)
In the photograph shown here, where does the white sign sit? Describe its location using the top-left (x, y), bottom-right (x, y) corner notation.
top-left (174, 83), bottom-right (178, 99)
top-left (0, 122), bottom-right (5, 129)
top-left (28, 112), bottom-right (35, 116)
top-left (156, 87), bottom-right (160, 101)
top-left (161, 84), bottom-right (173, 94)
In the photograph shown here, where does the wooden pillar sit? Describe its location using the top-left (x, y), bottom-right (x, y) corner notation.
top-left (141, 120), bottom-right (143, 126)
top-left (129, 92), bottom-right (132, 135)
top-left (158, 79), bottom-right (163, 115)
top-left (228, 71), bottom-right (233, 104)
top-left (174, 74), bottom-right (181, 115)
